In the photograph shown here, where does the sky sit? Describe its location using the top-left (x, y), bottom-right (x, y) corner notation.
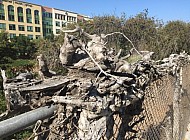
top-left (22, 0), bottom-right (190, 22)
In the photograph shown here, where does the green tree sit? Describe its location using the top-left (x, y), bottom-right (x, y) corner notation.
top-left (122, 10), bottom-right (162, 52)
top-left (34, 38), bottom-right (63, 72)
top-left (10, 36), bottom-right (37, 59)
top-left (0, 31), bottom-right (13, 64)
top-left (156, 20), bottom-right (190, 59)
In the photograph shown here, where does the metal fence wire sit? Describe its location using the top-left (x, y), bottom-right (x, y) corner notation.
top-left (101, 75), bottom-right (175, 140)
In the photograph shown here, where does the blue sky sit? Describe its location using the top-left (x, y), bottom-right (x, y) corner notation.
top-left (22, 0), bottom-right (190, 22)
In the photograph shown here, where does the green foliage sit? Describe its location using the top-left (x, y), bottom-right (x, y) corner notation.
top-left (0, 31), bottom-right (14, 64)
top-left (0, 91), bottom-right (6, 114)
top-left (0, 32), bottom-right (37, 65)
top-left (10, 36), bottom-right (37, 59)
top-left (44, 32), bottom-right (55, 42)
top-left (123, 10), bottom-right (160, 49)
top-left (76, 10), bottom-right (162, 57)
top-left (79, 15), bottom-right (124, 50)
top-left (77, 10), bottom-right (190, 59)
top-left (155, 20), bottom-right (190, 59)
top-left (0, 59), bottom-right (35, 79)
top-left (9, 59), bottom-right (35, 67)
top-left (2, 129), bottom-right (33, 140)
top-left (34, 37), bottom-right (68, 76)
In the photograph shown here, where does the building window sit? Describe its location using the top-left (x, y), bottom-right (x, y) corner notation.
top-left (8, 5), bottom-right (14, 12)
top-left (18, 25), bottom-right (25, 31)
top-left (0, 23), bottom-right (6, 30)
top-left (67, 16), bottom-right (70, 21)
top-left (9, 15), bottom-right (14, 21)
top-left (43, 12), bottom-right (52, 18)
top-left (26, 8), bottom-right (32, 23)
top-left (55, 13), bottom-right (65, 20)
top-left (27, 26), bottom-right (33, 32)
top-left (49, 13), bottom-right (52, 18)
top-left (73, 17), bottom-right (76, 22)
top-left (18, 16), bottom-right (24, 22)
top-left (0, 4), bottom-right (4, 11)
top-left (0, 13), bottom-right (5, 20)
top-left (0, 4), bottom-right (5, 20)
top-left (42, 11), bottom-right (53, 37)
top-left (61, 15), bottom-right (65, 20)
top-left (35, 19), bottom-right (40, 24)
top-left (19, 34), bottom-right (25, 37)
top-left (10, 33), bottom-right (16, 39)
top-left (56, 29), bottom-right (60, 34)
top-left (27, 34), bottom-right (33, 40)
top-left (43, 28), bottom-right (52, 34)
top-left (8, 5), bottom-right (14, 21)
top-left (27, 17), bottom-right (32, 23)
top-left (26, 8), bottom-right (31, 14)
top-left (17, 7), bottom-right (24, 22)
top-left (36, 35), bottom-right (41, 39)
top-left (35, 27), bottom-right (40, 32)
top-left (67, 16), bottom-right (76, 22)
top-left (17, 7), bottom-right (23, 13)
top-left (43, 21), bottom-right (52, 26)
top-left (34, 10), bottom-right (39, 16)
top-left (9, 24), bottom-right (16, 30)
top-left (34, 10), bottom-right (40, 24)
top-left (58, 14), bottom-right (61, 19)
top-left (62, 22), bottom-right (66, 27)
top-left (56, 21), bottom-right (60, 27)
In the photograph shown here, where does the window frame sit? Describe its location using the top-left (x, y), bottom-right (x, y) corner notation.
top-left (18, 25), bottom-right (25, 31)
top-left (0, 23), bottom-right (6, 30)
top-left (9, 24), bottom-right (16, 30)
top-left (27, 26), bottom-right (33, 32)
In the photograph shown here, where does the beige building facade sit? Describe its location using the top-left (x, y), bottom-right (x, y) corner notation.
top-left (0, 0), bottom-right (43, 39)
top-left (0, 0), bottom-right (91, 38)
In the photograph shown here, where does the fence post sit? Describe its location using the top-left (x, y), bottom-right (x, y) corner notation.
top-left (173, 66), bottom-right (182, 140)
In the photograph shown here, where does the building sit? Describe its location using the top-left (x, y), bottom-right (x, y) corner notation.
top-left (0, 0), bottom-right (43, 39)
top-left (0, 0), bottom-right (91, 39)
top-left (42, 6), bottom-right (53, 37)
top-left (77, 14), bottom-right (91, 23)
top-left (52, 8), bottom-right (77, 35)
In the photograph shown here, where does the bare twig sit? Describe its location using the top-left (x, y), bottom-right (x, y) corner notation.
top-left (94, 71), bottom-right (102, 84)
top-left (104, 32), bottom-right (142, 57)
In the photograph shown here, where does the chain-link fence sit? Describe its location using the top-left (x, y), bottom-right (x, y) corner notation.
top-left (101, 75), bottom-right (174, 140)
top-left (99, 64), bottom-right (190, 140)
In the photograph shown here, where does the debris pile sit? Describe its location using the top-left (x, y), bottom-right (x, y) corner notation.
top-left (0, 27), bottom-right (190, 139)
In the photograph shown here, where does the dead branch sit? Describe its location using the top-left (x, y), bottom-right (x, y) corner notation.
top-left (104, 32), bottom-right (142, 57)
